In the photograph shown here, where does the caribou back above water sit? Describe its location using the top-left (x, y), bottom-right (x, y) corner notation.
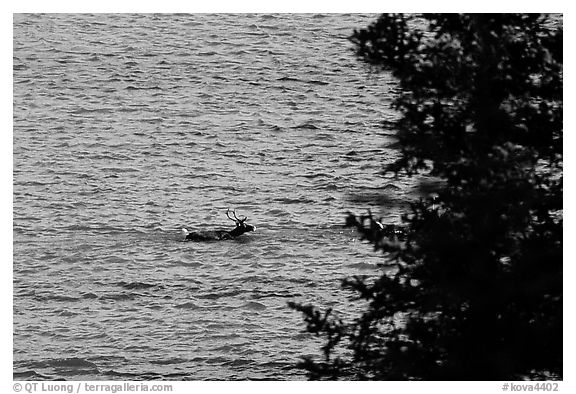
top-left (181, 209), bottom-right (255, 241)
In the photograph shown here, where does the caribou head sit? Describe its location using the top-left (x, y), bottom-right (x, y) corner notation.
top-left (226, 209), bottom-right (255, 237)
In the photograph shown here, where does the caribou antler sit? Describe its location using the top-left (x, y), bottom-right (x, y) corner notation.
top-left (232, 210), bottom-right (247, 222)
top-left (226, 209), bottom-right (247, 223)
top-left (226, 209), bottom-right (237, 222)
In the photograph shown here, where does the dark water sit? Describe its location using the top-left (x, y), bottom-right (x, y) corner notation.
top-left (13, 13), bottom-right (418, 380)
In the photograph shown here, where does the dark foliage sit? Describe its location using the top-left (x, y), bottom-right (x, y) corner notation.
top-left (290, 14), bottom-right (562, 380)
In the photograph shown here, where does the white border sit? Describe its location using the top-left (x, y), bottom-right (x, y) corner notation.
top-left (5, 2), bottom-right (572, 393)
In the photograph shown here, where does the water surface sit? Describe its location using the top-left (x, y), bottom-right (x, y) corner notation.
top-left (13, 13), bottom-right (415, 380)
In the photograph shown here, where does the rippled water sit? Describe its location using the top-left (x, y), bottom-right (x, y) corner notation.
top-left (13, 13), bottom-right (419, 380)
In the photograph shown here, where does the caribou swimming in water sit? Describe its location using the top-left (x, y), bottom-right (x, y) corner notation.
top-left (181, 209), bottom-right (255, 241)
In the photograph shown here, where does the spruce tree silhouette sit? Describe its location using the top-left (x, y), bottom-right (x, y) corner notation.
top-left (290, 14), bottom-right (562, 380)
